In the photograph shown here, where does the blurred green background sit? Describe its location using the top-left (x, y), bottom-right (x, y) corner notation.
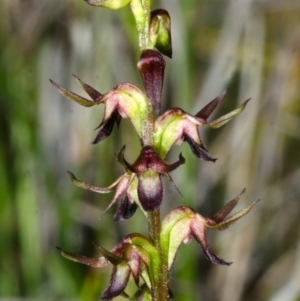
top-left (1, 0), bottom-right (300, 300)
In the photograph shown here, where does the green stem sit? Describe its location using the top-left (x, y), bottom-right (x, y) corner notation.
top-left (131, 1), bottom-right (169, 299)
top-left (148, 210), bottom-right (169, 301)
top-left (130, 0), bottom-right (152, 50)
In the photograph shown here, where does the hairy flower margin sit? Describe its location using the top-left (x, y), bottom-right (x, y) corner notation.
top-left (51, 0), bottom-right (260, 300)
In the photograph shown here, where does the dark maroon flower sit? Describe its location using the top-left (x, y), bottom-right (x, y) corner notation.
top-left (119, 145), bottom-right (185, 211)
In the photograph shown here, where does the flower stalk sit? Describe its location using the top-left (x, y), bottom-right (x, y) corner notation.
top-left (50, 1), bottom-right (258, 300)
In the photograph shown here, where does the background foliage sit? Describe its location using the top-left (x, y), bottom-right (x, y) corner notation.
top-left (1, 0), bottom-right (300, 300)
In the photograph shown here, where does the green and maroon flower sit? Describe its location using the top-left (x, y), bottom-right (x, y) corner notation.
top-left (67, 171), bottom-right (139, 221)
top-left (57, 233), bottom-right (158, 300)
top-left (154, 90), bottom-right (250, 160)
top-left (50, 76), bottom-right (149, 144)
top-left (160, 189), bottom-right (259, 268)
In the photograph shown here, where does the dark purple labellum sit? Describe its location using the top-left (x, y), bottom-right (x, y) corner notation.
top-left (92, 110), bottom-right (121, 144)
top-left (137, 171), bottom-right (163, 211)
top-left (113, 196), bottom-right (137, 221)
top-left (138, 49), bottom-right (165, 115)
top-left (184, 135), bottom-right (217, 162)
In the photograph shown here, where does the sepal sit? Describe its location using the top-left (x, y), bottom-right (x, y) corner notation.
top-left (195, 89), bottom-right (250, 129)
top-left (55, 246), bottom-right (109, 267)
top-left (67, 171), bottom-right (140, 220)
top-left (85, 0), bottom-right (132, 9)
top-left (49, 78), bottom-right (101, 107)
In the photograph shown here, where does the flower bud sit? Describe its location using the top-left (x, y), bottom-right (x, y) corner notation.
top-left (150, 9), bottom-right (172, 58)
top-left (138, 49), bottom-right (165, 115)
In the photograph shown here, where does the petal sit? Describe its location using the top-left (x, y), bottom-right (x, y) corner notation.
top-left (72, 74), bottom-right (103, 101)
top-left (56, 246), bottom-right (109, 268)
top-left (208, 189), bottom-right (246, 224)
top-left (92, 241), bottom-right (125, 266)
top-left (101, 263), bottom-right (131, 300)
top-left (126, 176), bottom-right (148, 217)
top-left (124, 234), bottom-right (159, 286)
top-left (85, 0), bottom-right (131, 9)
top-left (99, 174), bottom-right (132, 218)
top-left (49, 79), bottom-right (97, 107)
top-left (113, 195), bottom-right (137, 221)
top-left (125, 246), bottom-right (141, 285)
top-left (150, 152), bottom-right (185, 173)
top-left (191, 217), bottom-right (232, 266)
top-left (195, 89), bottom-right (228, 120)
top-left (138, 170), bottom-right (163, 211)
top-left (137, 49), bottom-right (166, 114)
top-left (208, 199), bottom-right (260, 231)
